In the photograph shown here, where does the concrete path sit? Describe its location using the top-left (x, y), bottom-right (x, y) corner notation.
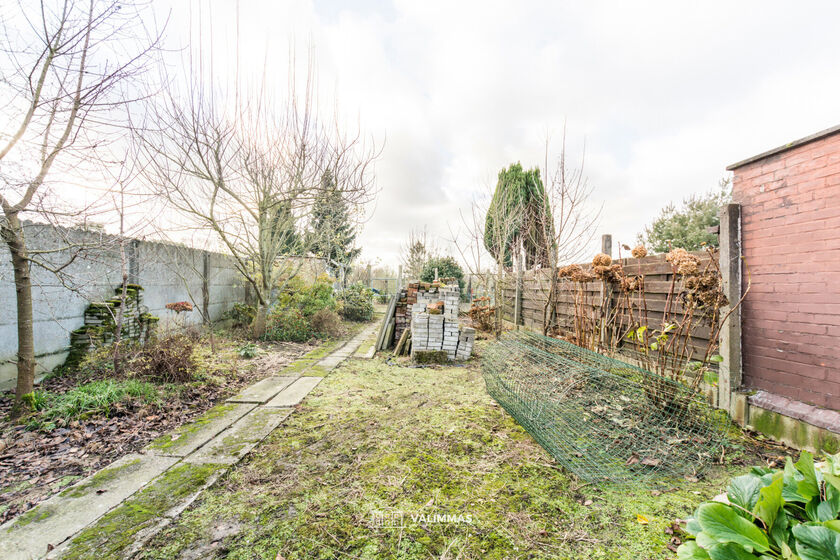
top-left (0, 322), bottom-right (379, 560)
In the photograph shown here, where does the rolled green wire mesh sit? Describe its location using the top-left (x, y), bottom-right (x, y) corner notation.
top-left (482, 330), bottom-right (729, 483)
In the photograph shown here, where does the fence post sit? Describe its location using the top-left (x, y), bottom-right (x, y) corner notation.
top-left (601, 234), bottom-right (612, 257)
top-left (202, 251), bottom-right (210, 325)
top-left (599, 234), bottom-right (613, 346)
top-left (367, 264), bottom-right (372, 288)
top-left (128, 239), bottom-right (140, 285)
top-left (718, 203), bottom-right (742, 414)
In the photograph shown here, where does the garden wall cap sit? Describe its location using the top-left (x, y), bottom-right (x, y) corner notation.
top-left (727, 123), bottom-right (840, 170)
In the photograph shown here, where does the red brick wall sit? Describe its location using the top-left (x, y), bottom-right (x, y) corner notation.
top-left (732, 131), bottom-right (840, 410)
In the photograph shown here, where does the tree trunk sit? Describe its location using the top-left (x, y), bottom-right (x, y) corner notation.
top-left (252, 303), bottom-right (268, 339)
top-left (1, 214), bottom-right (35, 412)
top-left (113, 240), bottom-right (128, 377)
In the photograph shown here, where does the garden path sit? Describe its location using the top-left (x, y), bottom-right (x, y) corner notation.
top-left (0, 322), bottom-right (380, 560)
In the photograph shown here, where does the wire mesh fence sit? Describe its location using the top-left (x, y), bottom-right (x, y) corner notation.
top-left (482, 330), bottom-right (729, 483)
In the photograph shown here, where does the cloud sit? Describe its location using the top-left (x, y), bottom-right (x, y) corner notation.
top-left (158, 0), bottom-right (840, 267)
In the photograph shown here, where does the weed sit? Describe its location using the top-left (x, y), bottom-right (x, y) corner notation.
top-left (237, 343), bottom-right (259, 359)
top-left (27, 380), bottom-right (161, 430)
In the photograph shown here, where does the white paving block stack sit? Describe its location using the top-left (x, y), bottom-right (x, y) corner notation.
top-left (408, 281), bottom-right (474, 362)
top-left (411, 307), bottom-right (429, 352)
top-left (456, 326), bottom-right (476, 361)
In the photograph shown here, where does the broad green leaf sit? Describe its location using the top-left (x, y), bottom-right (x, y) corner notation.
top-left (678, 541), bottom-right (711, 559)
top-left (686, 516), bottom-right (703, 536)
top-left (816, 488), bottom-right (840, 521)
top-left (754, 474), bottom-right (784, 530)
top-left (709, 354), bottom-right (724, 363)
top-left (770, 512), bottom-right (791, 551)
top-left (708, 542), bottom-right (762, 560)
top-left (650, 341), bottom-right (659, 351)
top-left (697, 531), bottom-right (719, 550)
top-left (729, 475), bottom-right (763, 514)
top-left (795, 451), bottom-right (820, 500)
top-left (784, 457), bottom-right (807, 503)
top-left (697, 502), bottom-right (770, 553)
top-left (824, 520), bottom-right (840, 534)
top-left (824, 472), bottom-right (840, 494)
top-left (793, 524), bottom-right (840, 560)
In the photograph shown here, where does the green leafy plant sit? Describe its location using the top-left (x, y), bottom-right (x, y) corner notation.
top-left (237, 343), bottom-right (258, 359)
top-left (336, 283), bottom-right (374, 322)
top-left (678, 450), bottom-right (840, 559)
top-left (264, 306), bottom-right (312, 342)
top-left (275, 275), bottom-right (336, 318)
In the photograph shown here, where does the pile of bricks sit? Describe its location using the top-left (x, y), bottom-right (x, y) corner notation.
top-left (393, 284), bottom-right (418, 344)
top-left (408, 280), bottom-right (474, 361)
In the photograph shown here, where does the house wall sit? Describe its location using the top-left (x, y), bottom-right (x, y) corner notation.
top-left (730, 129), bottom-right (840, 409)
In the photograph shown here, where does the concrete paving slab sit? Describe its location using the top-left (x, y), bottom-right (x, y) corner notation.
top-left (316, 355), bottom-right (345, 369)
top-left (264, 377), bottom-right (323, 408)
top-left (0, 453), bottom-right (179, 560)
top-left (144, 402), bottom-right (256, 457)
top-left (47, 462), bottom-right (227, 560)
top-left (186, 407), bottom-right (293, 465)
top-left (226, 375), bottom-right (297, 404)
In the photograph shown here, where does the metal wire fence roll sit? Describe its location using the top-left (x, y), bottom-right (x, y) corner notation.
top-left (482, 330), bottom-right (730, 483)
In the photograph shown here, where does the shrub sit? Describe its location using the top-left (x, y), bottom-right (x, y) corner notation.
top-left (223, 302), bottom-right (256, 329)
top-left (275, 275), bottom-right (336, 318)
top-left (29, 379), bottom-right (161, 430)
top-left (678, 450), bottom-right (840, 559)
top-left (311, 308), bottom-right (342, 338)
top-left (337, 283), bottom-right (374, 322)
top-left (264, 306), bottom-right (312, 342)
top-left (132, 334), bottom-right (198, 383)
top-left (468, 296), bottom-right (497, 333)
top-left (420, 256), bottom-right (465, 292)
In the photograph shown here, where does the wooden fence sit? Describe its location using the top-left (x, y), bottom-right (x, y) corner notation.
top-left (502, 251), bottom-right (717, 359)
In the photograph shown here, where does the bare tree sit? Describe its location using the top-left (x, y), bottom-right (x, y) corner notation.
top-left (138, 53), bottom-right (379, 337)
top-left (400, 226), bottom-right (436, 280)
top-left (0, 0), bottom-right (161, 409)
top-left (535, 131), bottom-right (601, 335)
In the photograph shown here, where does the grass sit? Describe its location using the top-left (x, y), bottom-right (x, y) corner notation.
top-left (137, 344), bottom-right (757, 560)
top-left (28, 379), bottom-right (163, 430)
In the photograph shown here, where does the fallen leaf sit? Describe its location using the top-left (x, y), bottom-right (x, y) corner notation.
top-left (636, 514), bottom-right (649, 525)
top-left (583, 499), bottom-right (593, 506)
top-left (641, 457), bottom-right (661, 467)
top-left (625, 453), bottom-right (640, 466)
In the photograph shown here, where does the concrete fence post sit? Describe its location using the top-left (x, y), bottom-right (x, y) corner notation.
top-left (718, 203), bottom-right (742, 414)
top-left (601, 234), bottom-right (612, 257)
top-left (128, 239), bottom-right (140, 285)
top-left (202, 252), bottom-right (211, 324)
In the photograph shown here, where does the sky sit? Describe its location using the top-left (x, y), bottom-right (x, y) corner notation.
top-left (135, 1), bottom-right (840, 268)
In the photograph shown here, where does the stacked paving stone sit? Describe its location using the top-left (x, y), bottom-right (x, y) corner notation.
top-left (456, 327), bottom-right (476, 361)
top-left (393, 286), bottom-right (415, 343)
top-left (408, 280), bottom-right (474, 362)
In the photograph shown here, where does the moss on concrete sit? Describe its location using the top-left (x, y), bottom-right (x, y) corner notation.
top-left (148, 403), bottom-right (237, 451)
top-left (60, 458), bottom-right (142, 499)
top-left (61, 462), bottom-right (224, 560)
top-left (11, 503), bottom-right (54, 528)
top-left (138, 348), bottom-right (760, 560)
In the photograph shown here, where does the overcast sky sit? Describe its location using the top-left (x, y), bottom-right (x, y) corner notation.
top-left (155, 0), bottom-right (840, 269)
